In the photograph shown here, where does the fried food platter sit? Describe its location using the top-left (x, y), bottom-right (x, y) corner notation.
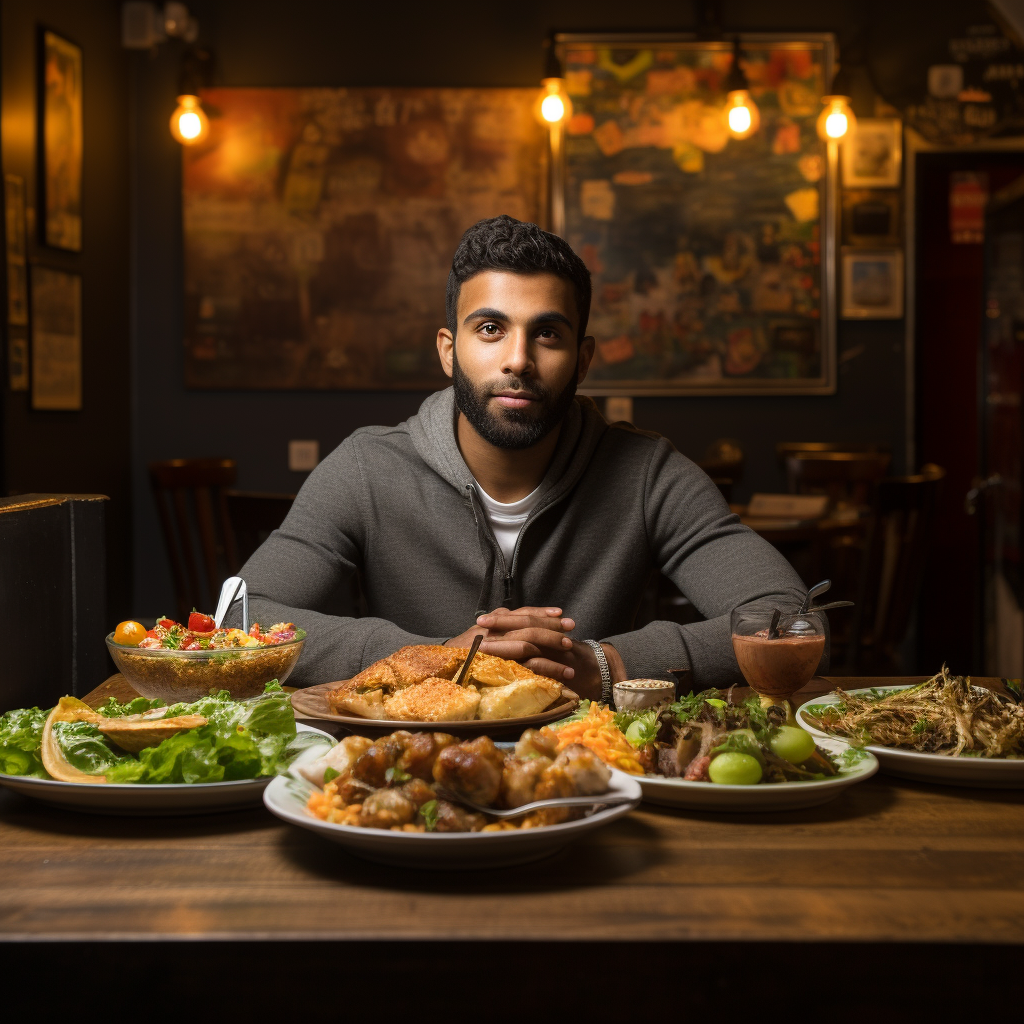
top-left (290, 644), bottom-right (580, 736)
top-left (797, 681), bottom-right (1024, 788)
top-left (290, 680), bottom-right (579, 738)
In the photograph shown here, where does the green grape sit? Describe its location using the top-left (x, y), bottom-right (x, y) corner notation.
top-left (624, 720), bottom-right (646, 745)
top-left (769, 725), bottom-right (817, 764)
top-left (708, 751), bottom-right (763, 785)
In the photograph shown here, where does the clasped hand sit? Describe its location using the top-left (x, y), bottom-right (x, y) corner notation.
top-left (445, 606), bottom-right (623, 701)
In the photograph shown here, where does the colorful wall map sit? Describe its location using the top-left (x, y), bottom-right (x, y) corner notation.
top-left (183, 88), bottom-right (546, 390)
top-left (560, 40), bottom-right (835, 394)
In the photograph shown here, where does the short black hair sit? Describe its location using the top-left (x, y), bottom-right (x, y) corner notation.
top-left (446, 215), bottom-right (592, 341)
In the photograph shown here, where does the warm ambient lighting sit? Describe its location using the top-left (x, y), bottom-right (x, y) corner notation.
top-left (724, 90), bottom-right (759, 138)
top-left (535, 77), bottom-right (572, 125)
top-left (816, 94), bottom-right (857, 141)
top-left (723, 39), bottom-right (760, 140)
top-left (170, 94), bottom-right (209, 145)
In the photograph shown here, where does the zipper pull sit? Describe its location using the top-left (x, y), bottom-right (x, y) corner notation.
top-left (504, 573), bottom-right (514, 603)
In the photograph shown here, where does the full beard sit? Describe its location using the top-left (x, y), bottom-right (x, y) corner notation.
top-left (452, 351), bottom-right (579, 451)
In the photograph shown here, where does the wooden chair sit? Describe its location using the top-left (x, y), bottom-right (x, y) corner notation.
top-left (783, 451), bottom-right (892, 514)
top-left (776, 441), bottom-right (891, 472)
top-left (148, 458), bottom-right (238, 621)
top-left (225, 490), bottom-right (295, 567)
top-left (848, 464), bottom-right (947, 671)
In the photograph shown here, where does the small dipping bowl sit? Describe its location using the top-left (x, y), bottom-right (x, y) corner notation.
top-left (106, 635), bottom-right (305, 703)
top-left (612, 679), bottom-right (675, 711)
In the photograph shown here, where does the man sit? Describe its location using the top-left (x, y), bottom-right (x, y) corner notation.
top-left (243, 215), bottom-right (805, 700)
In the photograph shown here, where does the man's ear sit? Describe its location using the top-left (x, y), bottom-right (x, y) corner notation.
top-left (576, 335), bottom-right (597, 384)
top-left (437, 328), bottom-right (455, 378)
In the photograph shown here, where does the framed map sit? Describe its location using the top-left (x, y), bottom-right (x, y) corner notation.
top-left (183, 88), bottom-right (547, 390)
top-left (555, 34), bottom-right (837, 395)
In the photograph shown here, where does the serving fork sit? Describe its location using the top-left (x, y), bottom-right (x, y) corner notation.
top-left (434, 787), bottom-right (635, 818)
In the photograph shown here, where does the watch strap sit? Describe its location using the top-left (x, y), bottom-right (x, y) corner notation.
top-left (582, 639), bottom-right (613, 705)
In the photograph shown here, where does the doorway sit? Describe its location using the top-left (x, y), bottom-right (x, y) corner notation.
top-left (913, 148), bottom-right (1024, 674)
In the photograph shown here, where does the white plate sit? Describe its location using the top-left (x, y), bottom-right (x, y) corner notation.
top-left (797, 686), bottom-right (1024, 788)
top-left (263, 767), bottom-right (642, 869)
top-left (636, 734), bottom-right (878, 812)
top-left (0, 723), bottom-right (335, 815)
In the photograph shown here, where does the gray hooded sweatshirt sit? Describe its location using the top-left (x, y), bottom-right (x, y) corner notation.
top-left (241, 388), bottom-right (806, 687)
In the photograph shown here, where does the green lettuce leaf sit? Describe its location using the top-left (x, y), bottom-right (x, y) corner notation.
top-left (0, 706), bottom-right (49, 777)
top-left (104, 681), bottom-right (299, 784)
top-left (97, 695), bottom-right (166, 718)
top-left (613, 708), bottom-right (660, 748)
top-left (52, 721), bottom-right (134, 774)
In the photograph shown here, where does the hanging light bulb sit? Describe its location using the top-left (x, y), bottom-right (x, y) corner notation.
top-left (170, 93), bottom-right (209, 145)
top-left (723, 38), bottom-right (760, 140)
top-left (816, 63), bottom-right (857, 142)
top-left (534, 39), bottom-right (573, 126)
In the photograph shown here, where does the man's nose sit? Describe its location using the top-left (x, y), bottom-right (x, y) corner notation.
top-left (500, 328), bottom-right (534, 377)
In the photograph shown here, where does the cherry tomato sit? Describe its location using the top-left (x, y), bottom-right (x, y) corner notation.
top-left (113, 620), bottom-right (147, 646)
top-left (188, 611), bottom-right (216, 633)
top-left (156, 616), bottom-right (178, 630)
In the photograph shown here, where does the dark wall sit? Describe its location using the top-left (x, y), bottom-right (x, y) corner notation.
top-left (2, 0), bottom-right (131, 623)
top-left (131, 0), bottom-right (915, 615)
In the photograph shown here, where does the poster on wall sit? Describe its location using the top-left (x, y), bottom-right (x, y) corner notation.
top-left (555, 34), bottom-right (836, 395)
top-left (182, 88), bottom-right (547, 390)
top-left (41, 29), bottom-right (83, 252)
top-left (31, 266), bottom-right (81, 410)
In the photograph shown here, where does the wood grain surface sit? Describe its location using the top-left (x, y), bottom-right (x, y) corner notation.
top-left (2, 675), bottom-right (1022, 944)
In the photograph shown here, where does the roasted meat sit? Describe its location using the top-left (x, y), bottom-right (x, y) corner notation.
top-left (359, 789), bottom-right (415, 829)
top-left (499, 754), bottom-right (553, 808)
top-left (432, 735), bottom-right (505, 806)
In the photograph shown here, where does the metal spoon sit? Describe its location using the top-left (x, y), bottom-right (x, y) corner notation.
top-left (214, 576), bottom-right (248, 630)
top-left (435, 787), bottom-right (636, 819)
top-left (453, 633), bottom-right (484, 687)
top-left (799, 579), bottom-right (831, 613)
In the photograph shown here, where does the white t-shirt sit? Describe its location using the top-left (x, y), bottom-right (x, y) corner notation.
top-left (473, 480), bottom-right (544, 566)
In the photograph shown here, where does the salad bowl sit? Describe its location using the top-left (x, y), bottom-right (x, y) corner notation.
top-left (107, 633), bottom-right (305, 703)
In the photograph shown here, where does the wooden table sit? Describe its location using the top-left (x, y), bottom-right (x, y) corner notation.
top-left (3, 676), bottom-right (1023, 1015)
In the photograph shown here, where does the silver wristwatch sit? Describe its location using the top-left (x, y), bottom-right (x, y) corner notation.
top-left (582, 639), bottom-right (613, 705)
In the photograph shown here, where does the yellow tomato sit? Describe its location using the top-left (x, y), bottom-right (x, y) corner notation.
top-left (113, 620), bottom-right (147, 646)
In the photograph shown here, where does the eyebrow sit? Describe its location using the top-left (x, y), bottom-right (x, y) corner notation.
top-left (462, 307), bottom-right (575, 330)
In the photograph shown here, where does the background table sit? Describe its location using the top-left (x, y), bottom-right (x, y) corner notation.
top-left (2, 676), bottom-right (1023, 1016)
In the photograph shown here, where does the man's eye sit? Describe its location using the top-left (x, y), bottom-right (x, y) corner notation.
top-left (480, 323), bottom-right (500, 335)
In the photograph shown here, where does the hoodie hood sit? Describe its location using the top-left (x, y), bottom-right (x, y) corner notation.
top-left (407, 386), bottom-right (609, 511)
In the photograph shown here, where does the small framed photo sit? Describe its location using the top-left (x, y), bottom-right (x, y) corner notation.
top-left (842, 189), bottom-right (902, 246)
top-left (841, 249), bottom-right (904, 319)
top-left (841, 118), bottom-right (902, 188)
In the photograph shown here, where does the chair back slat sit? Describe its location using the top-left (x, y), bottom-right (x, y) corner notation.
top-left (148, 459), bottom-right (238, 621)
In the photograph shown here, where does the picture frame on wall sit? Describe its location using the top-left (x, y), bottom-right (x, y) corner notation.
top-left (842, 189), bottom-right (902, 246)
top-left (40, 29), bottom-right (83, 251)
top-left (552, 32), bottom-right (838, 396)
top-left (841, 248), bottom-right (904, 319)
top-left (31, 266), bottom-right (81, 410)
top-left (841, 118), bottom-right (902, 188)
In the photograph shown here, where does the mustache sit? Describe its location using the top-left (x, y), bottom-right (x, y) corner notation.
top-left (487, 376), bottom-right (548, 398)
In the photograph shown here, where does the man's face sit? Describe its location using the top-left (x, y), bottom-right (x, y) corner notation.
top-left (436, 271), bottom-right (595, 450)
